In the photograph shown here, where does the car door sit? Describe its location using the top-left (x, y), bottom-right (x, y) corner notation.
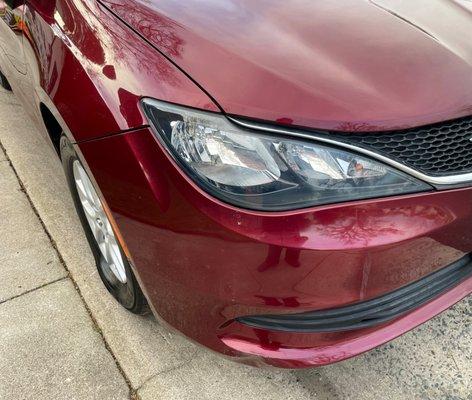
top-left (0, 0), bottom-right (26, 80)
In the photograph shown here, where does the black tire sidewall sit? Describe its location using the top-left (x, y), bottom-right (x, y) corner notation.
top-left (60, 135), bottom-right (145, 313)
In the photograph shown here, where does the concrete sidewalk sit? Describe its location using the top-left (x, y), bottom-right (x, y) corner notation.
top-left (0, 86), bottom-right (470, 400)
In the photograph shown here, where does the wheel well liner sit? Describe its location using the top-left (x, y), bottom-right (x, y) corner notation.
top-left (39, 103), bottom-right (62, 155)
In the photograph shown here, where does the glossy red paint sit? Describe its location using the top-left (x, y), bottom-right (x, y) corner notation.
top-left (221, 276), bottom-right (472, 367)
top-left (2, 0), bottom-right (218, 143)
top-left (1, 0), bottom-right (471, 368)
top-left (77, 127), bottom-right (472, 366)
top-left (101, 0), bottom-right (472, 131)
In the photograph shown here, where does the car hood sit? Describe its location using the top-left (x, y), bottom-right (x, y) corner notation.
top-left (101, 0), bottom-right (472, 131)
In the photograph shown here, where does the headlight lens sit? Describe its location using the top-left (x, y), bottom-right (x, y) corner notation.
top-left (142, 99), bottom-right (431, 211)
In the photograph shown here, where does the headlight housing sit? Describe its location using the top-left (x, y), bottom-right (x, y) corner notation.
top-left (142, 99), bottom-right (431, 211)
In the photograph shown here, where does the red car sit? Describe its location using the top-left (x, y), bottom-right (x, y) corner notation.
top-left (1, 0), bottom-right (471, 368)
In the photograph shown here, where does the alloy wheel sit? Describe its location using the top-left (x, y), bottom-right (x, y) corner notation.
top-left (72, 160), bottom-right (127, 284)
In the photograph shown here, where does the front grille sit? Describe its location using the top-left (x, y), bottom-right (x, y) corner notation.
top-left (237, 255), bottom-right (472, 333)
top-left (330, 116), bottom-right (472, 176)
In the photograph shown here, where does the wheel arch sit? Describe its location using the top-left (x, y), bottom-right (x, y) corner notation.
top-left (39, 102), bottom-right (62, 156)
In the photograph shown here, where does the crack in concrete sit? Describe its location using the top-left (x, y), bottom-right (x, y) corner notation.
top-left (449, 352), bottom-right (462, 373)
top-left (0, 276), bottom-right (69, 306)
top-left (135, 348), bottom-right (201, 394)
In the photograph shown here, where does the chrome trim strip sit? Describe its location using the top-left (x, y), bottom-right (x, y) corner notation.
top-left (228, 117), bottom-right (472, 186)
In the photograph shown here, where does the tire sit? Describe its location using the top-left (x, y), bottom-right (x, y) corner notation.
top-left (60, 135), bottom-right (148, 314)
top-left (0, 69), bottom-right (12, 91)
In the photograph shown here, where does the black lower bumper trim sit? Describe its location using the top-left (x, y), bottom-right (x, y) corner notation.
top-left (237, 255), bottom-right (472, 333)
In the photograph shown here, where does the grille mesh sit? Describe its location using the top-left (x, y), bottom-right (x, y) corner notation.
top-left (330, 116), bottom-right (472, 176)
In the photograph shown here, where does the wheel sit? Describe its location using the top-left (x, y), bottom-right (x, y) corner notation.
top-left (0, 69), bottom-right (12, 91)
top-left (60, 135), bottom-right (148, 314)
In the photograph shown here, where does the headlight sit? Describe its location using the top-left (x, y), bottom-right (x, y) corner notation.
top-left (142, 99), bottom-right (431, 211)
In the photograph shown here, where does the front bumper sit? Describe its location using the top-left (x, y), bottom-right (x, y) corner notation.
top-left (237, 255), bottom-right (472, 333)
top-left (77, 127), bottom-right (472, 368)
